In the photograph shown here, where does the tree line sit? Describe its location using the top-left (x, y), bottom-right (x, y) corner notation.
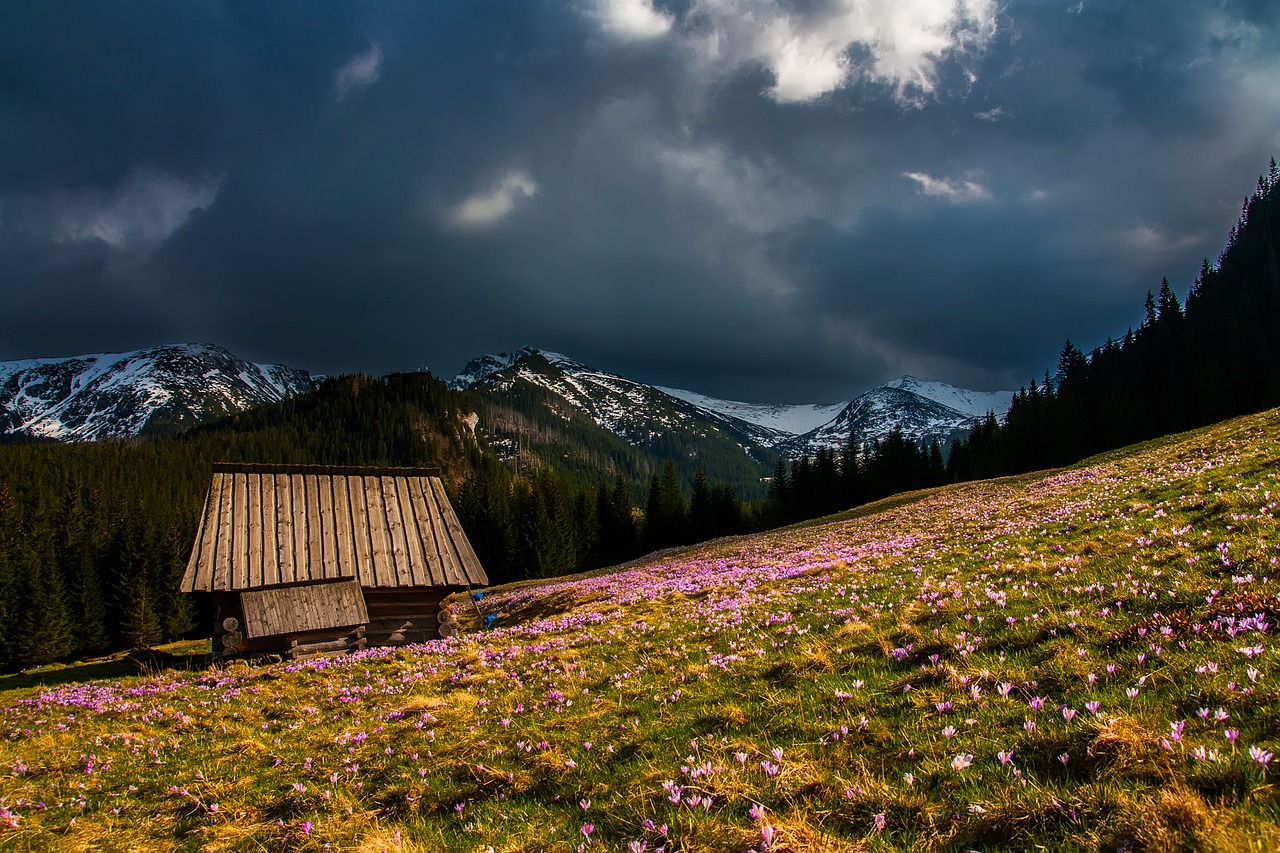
top-left (764, 431), bottom-right (948, 526)
top-left (0, 371), bottom-right (759, 669)
top-left (0, 443), bottom-right (200, 670)
top-left (452, 457), bottom-right (748, 581)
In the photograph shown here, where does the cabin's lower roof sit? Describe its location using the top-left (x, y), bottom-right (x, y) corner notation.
top-left (181, 464), bottom-right (488, 592)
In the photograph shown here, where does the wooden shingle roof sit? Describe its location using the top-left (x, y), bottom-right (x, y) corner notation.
top-left (180, 464), bottom-right (488, 592)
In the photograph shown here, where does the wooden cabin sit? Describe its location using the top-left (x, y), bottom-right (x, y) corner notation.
top-left (179, 463), bottom-right (487, 659)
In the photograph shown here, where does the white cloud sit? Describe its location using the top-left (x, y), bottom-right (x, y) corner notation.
top-left (448, 171), bottom-right (539, 228)
top-left (9, 170), bottom-right (221, 249)
top-left (592, 0), bottom-right (673, 41)
top-left (1124, 224), bottom-right (1199, 255)
top-left (903, 171), bottom-right (992, 202)
top-left (333, 41), bottom-right (382, 101)
top-left (974, 106), bottom-right (1005, 121)
top-left (684, 0), bottom-right (998, 105)
top-left (762, 26), bottom-right (851, 103)
top-left (1025, 188), bottom-right (1050, 202)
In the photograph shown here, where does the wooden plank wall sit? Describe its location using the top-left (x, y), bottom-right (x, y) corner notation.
top-left (239, 580), bottom-right (368, 638)
top-left (181, 469), bottom-right (488, 592)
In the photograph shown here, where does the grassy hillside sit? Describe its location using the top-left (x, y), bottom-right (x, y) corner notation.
top-left (3, 409), bottom-right (1280, 852)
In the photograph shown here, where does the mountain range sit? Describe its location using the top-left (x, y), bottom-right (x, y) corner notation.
top-left (450, 345), bottom-right (1013, 458)
top-left (0, 343), bottom-right (1014, 475)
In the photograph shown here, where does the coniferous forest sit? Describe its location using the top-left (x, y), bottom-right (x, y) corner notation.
top-left (0, 161), bottom-right (1277, 671)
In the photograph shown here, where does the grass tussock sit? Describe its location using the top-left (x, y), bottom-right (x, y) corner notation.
top-left (1114, 783), bottom-right (1280, 852)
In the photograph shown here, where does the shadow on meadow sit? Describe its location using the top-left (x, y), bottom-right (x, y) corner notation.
top-left (0, 642), bottom-right (212, 695)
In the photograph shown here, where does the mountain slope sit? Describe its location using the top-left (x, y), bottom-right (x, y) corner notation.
top-left (456, 348), bottom-right (779, 496)
top-left (0, 343), bottom-right (315, 441)
top-left (656, 385), bottom-right (847, 447)
top-left (883, 375), bottom-right (1011, 419)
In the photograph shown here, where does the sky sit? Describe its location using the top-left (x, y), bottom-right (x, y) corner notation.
top-left (2, 1), bottom-right (1278, 403)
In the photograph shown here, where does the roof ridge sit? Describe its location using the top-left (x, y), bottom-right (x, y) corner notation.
top-left (211, 462), bottom-right (442, 477)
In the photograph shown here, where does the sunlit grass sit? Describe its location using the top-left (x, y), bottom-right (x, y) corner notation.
top-left (3, 410), bottom-right (1280, 850)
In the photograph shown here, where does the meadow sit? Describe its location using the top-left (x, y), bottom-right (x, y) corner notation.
top-left (2, 409), bottom-right (1280, 852)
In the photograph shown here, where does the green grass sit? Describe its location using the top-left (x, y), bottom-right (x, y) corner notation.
top-left (3, 411), bottom-right (1280, 851)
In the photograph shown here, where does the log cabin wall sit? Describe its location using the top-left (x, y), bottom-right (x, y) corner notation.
top-left (362, 587), bottom-right (462, 645)
top-left (283, 626), bottom-right (366, 659)
top-left (211, 591), bottom-right (243, 655)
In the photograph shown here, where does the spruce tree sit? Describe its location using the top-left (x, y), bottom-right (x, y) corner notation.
top-left (572, 491), bottom-right (600, 571)
top-left (1157, 277), bottom-right (1182, 321)
top-left (647, 462), bottom-right (689, 549)
top-left (113, 511), bottom-right (164, 649)
top-left (690, 468), bottom-right (712, 541)
top-left (0, 487), bottom-right (20, 671)
top-left (157, 522), bottom-right (195, 640)
top-left (1056, 340), bottom-right (1087, 389)
top-left (55, 493), bottom-right (110, 655)
top-left (70, 548), bottom-right (110, 656)
top-left (767, 459), bottom-right (790, 525)
top-left (18, 536), bottom-right (74, 666)
top-left (927, 439), bottom-right (945, 482)
top-left (644, 472), bottom-right (662, 548)
top-left (536, 471), bottom-right (577, 575)
top-left (514, 481), bottom-right (554, 578)
top-left (710, 483), bottom-right (741, 537)
top-left (122, 574), bottom-right (163, 650)
top-left (611, 475), bottom-right (638, 558)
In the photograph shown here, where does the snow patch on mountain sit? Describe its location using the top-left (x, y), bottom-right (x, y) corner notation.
top-left (657, 386), bottom-right (847, 437)
top-left (0, 343), bottom-right (315, 441)
top-left (778, 386), bottom-right (974, 456)
top-left (510, 359), bottom-right (699, 441)
top-left (449, 346), bottom-right (584, 389)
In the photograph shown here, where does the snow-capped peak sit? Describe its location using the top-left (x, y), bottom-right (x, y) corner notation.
top-left (883, 375), bottom-right (1013, 419)
top-left (449, 345), bottom-right (587, 389)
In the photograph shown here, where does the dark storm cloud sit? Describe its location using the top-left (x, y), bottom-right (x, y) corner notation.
top-left (1, 0), bottom-right (1277, 401)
